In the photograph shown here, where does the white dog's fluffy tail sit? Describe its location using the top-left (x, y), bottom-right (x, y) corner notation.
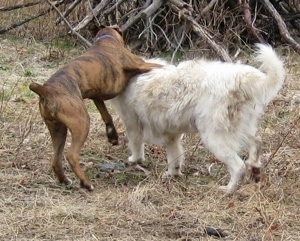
top-left (254, 43), bottom-right (285, 104)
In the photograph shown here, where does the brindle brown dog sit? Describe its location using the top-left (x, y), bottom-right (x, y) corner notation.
top-left (29, 26), bottom-right (161, 191)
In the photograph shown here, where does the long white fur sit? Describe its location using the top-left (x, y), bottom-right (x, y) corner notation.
top-left (111, 44), bottom-right (285, 193)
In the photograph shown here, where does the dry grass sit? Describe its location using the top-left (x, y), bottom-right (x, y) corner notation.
top-left (1, 3), bottom-right (300, 240)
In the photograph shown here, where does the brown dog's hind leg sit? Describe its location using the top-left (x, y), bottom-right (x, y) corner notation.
top-left (67, 117), bottom-right (94, 190)
top-left (66, 135), bottom-right (94, 191)
top-left (93, 98), bottom-right (118, 145)
top-left (58, 101), bottom-right (94, 191)
top-left (45, 121), bottom-right (70, 185)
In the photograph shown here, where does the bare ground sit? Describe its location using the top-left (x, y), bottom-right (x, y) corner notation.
top-left (0, 35), bottom-right (300, 241)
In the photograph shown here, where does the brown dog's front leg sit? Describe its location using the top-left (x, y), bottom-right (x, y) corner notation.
top-left (93, 98), bottom-right (118, 145)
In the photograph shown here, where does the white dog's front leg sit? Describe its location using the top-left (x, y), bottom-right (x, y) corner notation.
top-left (126, 130), bottom-right (145, 165)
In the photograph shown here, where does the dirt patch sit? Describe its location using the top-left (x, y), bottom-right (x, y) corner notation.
top-left (0, 34), bottom-right (299, 240)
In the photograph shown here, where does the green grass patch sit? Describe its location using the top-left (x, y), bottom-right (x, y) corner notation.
top-left (114, 171), bottom-right (146, 186)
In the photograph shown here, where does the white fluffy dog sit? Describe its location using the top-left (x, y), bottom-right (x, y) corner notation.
top-left (111, 44), bottom-right (285, 193)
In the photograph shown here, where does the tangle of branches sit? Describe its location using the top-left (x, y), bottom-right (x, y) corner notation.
top-left (1, 0), bottom-right (300, 60)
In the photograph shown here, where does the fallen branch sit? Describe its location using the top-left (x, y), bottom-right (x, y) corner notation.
top-left (46, 0), bottom-right (91, 48)
top-left (261, 0), bottom-right (300, 54)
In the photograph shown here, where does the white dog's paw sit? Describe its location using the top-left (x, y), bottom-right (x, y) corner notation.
top-left (128, 155), bottom-right (135, 164)
top-left (162, 171), bottom-right (172, 182)
top-left (218, 185), bottom-right (229, 192)
top-left (169, 168), bottom-right (183, 177)
top-left (218, 185), bottom-right (236, 195)
top-left (161, 170), bottom-right (183, 182)
top-left (128, 156), bottom-right (144, 165)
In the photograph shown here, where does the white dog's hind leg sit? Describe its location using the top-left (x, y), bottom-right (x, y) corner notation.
top-left (245, 136), bottom-right (262, 182)
top-left (218, 153), bottom-right (246, 194)
top-left (245, 136), bottom-right (262, 169)
top-left (200, 132), bottom-right (246, 194)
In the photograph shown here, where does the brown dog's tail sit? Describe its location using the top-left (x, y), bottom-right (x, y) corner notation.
top-left (29, 82), bottom-right (47, 97)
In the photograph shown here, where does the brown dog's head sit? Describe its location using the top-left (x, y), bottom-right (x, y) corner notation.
top-left (94, 25), bottom-right (124, 45)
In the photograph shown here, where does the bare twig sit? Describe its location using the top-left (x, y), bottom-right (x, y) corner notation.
top-left (241, 0), bottom-right (265, 43)
top-left (168, 0), bottom-right (232, 62)
top-left (72, 0), bottom-right (111, 32)
top-left (171, 23), bottom-right (188, 62)
top-left (103, 0), bottom-right (127, 16)
top-left (201, 0), bottom-right (218, 16)
top-left (121, 0), bottom-right (164, 32)
top-left (46, 0), bottom-right (91, 48)
top-left (55, 0), bottom-right (82, 25)
top-left (184, 15), bottom-right (232, 62)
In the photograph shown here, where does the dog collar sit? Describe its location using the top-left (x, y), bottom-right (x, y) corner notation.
top-left (95, 34), bottom-right (114, 41)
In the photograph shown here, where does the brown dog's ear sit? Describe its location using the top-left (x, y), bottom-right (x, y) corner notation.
top-left (109, 24), bottom-right (122, 36)
top-left (98, 24), bottom-right (122, 35)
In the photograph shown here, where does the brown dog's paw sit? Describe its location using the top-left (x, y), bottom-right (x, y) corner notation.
top-left (106, 125), bottom-right (119, 145)
top-left (58, 176), bottom-right (72, 186)
top-left (63, 177), bottom-right (73, 185)
top-left (80, 181), bottom-right (94, 191)
top-left (107, 134), bottom-right (119, 145)
top-left (109, 139), bottom-right (119, 145)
